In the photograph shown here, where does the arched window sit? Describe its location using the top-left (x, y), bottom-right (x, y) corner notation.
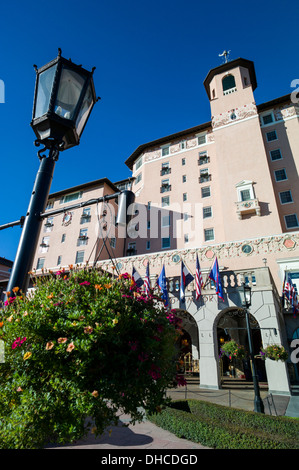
top-left (222, 74), bottom-right (236, 95)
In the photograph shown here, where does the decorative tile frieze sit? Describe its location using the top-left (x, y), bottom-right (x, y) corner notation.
top-left (212, 102), bottom-right (258, 129)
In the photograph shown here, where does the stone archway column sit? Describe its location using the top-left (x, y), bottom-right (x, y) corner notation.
top-left (198, 318), bottom-right (221, 390)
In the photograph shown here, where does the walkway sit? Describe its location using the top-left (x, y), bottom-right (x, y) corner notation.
top-left (45, 377), bottom-right (295, 450)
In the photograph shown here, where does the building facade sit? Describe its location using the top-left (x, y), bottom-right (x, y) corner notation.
top-left (32, 58), bottom-right (299, 394)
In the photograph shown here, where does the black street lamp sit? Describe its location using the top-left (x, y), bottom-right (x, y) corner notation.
top-left (238, 282), bottom-right (265, 413)
top-left (6, 49), bottom-right (98, 295)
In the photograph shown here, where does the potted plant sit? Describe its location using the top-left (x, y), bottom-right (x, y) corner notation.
top-left (220, 340), bottom-right (246, 360)
top-left (260, 344), bottom-right (288, 362)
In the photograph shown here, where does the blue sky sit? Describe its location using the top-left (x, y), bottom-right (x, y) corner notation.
top-left (0, 0), bottom-right (298, 261)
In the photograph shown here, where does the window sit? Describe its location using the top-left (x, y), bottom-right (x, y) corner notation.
top-left (36, 258), bottom-right (45, 270)
top-left (147, 220), bottom-right (151, 229)
top-left (146, 240), bottom-right (151, 250)
top-left (40, 236), bottom-right (50, 253)
top-left (197, 133), bottom-right (206, 145)
top-left (201, 186), bottom-right (211, 198)
top-left (161, 179), bottom-right (171, 193)
top-left (183, 193), bottom-right (187, 201)
top-left (61, 233), bottom-right (66, 243)
top-left (182, 158), bottom-right (186, 166)
top-left (81, 207), bottom-right (91, 223)
top-left (180, 141), bottom-right (186, 150)
top-left (261, 113), bottom-right (274, 125)
top-left (162, 214), bottom-right (170, 227)
top-left (266, 130), bottom-right (277, 142)
top-left (127, 242), bottom-right (136, 256)
top-left (183, 212), bottom-right (189, 221)
top-left (57, 255), bottom-right (62, 266)
top-left (135, 156), bottom-right (143, 171)
top-left (78, 228), bottom-right (88, 246)
top-left (161, 196), bottom-right (170, 207)
top-left (110, 237), bottom-right (116, 248)
top-left (44, 216), bottom-right (54, 232)
top-left (222, 74), bottom-right (236, 94)
top-left (161, 145), bottom-right (170, 156)
top-left (285, 214), bottom-right (299, 229)
top-left (275, 169), bottom-right (287, 182)
top-left (204, 228), bottom-right (214, 241)
top-left (184, 234), bottom-right (189, 243)
top-left (279, 190), bottom-right (293, 204)
top-left (198, 151), bottom-right (209, 165)
top-left (182, 175), bottom-right (186, 183)
top-left (162, 237), bottom-right (171, 249)
top-left (199, 168), bottom-right (211, 183)
top-left (60, 191), bottom-right (82, 204)
top-left (135, 173), bottom-right (142, 185)
top-left (270, 149), bottom-right (282, 161)
top-left (147, 201), bottom-right (151, 210)
top-left (45, 200), bottom-right (54, 210)
top-left (203, 206), bottom-right (212, 218)
top-left (161, 162), bottom-right (171, 176)
top-left (240, 189), bottom-right (251, 201)
top-left (75, 250), bottom-right (84, 264)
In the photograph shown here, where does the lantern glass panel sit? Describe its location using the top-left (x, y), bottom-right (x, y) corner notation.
top-left (76, 82), bottom-right (93, 137)
top-left (54, 66), bottom-right (86, 120)
top-left (34, 64), bottom-right (57, 119)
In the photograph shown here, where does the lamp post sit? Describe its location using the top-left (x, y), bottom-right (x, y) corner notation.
top-left (6, 49), bottom-right (98, 295)
top-left (238, 282), bottom-right (265, 413)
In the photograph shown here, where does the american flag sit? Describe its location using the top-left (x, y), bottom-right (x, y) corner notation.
top-left (283, 273), bottom-right (299, 316)
top-left (144, 261), bottom-right (151, 296)
top-left (195, 255), bottom-right (203, 300)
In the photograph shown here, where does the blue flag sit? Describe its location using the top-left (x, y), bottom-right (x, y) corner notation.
top-left (132, 266), bottom-right (144, 288)
top-left (180, 261), bottom-right (194, 302)
top-left (209, 257), bottom-right (224, 301)
top-left (157, 264), bottom-right (169, 307)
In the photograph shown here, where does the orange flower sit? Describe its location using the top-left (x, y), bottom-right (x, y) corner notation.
top-left (47, 293), bottom-right (54, 299)
top-left (94, 284), bottom-right (103, 290)
top-left (57, 337), bottom-right (67, 344)
top-left (104, 283), bottom-right (112, 289)
top-left (66, 342), bottom-right (75, 352)
top-left (91, 390), bottom-right (99, 398)
top-left (0, 322), bottom-right (3, 328)
top-left (12, 287), bottom-right (20, 293)
top-left (46, 341), bottom-right (54, 350)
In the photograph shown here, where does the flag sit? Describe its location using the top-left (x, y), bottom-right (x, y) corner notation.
top-left (144, 261), bottom-right (151, 296)
top-left (180, 261), bottom-right (194, 302)
top-left (283, 272), bottom-right (299, 316)
top-left (157, 264), bottom-right (169, 307)
top-left (132, 266), bottom-right (144, 288)
top-left (209, 257), bottom-right (224, 301)
top-left (195, 255), bottom-right (203, 300)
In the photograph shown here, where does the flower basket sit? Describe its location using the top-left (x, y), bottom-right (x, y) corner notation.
top-left (260, 344), bottom-right (288, 362)
top-left (220, 340), bottom-right (246, 360)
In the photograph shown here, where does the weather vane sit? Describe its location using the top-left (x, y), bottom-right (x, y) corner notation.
top-left (219, 50), bottom-right (231, 63)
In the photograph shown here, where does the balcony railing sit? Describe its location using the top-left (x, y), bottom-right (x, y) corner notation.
top-left (235, 198), bottom-right (261, 219)
top-left (199, 174), bottom-right (211, 183)
top-left (198, 156), bottom-right (209, 165)
top-left (80, 214), bottom-right (91, 224)
top-left (160, 167), bottom-right (171, 176)
top-left (160, 184), bottom-right (172, 193)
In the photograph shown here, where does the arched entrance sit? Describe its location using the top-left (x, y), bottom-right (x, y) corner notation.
top-left (217, 308), bottom-right (266, 383)
top-left (172, 309), bottom-right (199, 376)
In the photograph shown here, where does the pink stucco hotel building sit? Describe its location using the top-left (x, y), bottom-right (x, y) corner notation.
top-left (31, 57), bottom-right (299, 398)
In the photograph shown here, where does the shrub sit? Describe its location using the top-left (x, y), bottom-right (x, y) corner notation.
top-left (0, 267), bottom-right (181, 448)
top-left (148, 400), bottom-right (299, 449)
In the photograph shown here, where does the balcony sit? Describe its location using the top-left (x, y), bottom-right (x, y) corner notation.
top-left (160, 167), bottom-right (171, 176)
top-left (235, 198), bottom-right (261, 219)
top-left (160, 183), bottom-right (172, 193)
top-left (77, 236), bottom-right (88, 246)
top-left (80, 214), bottom-right (91, 224)
top-left (198, 174), bottom-right (211, 183)
top-left (198, 156), bottom-right (209, 165)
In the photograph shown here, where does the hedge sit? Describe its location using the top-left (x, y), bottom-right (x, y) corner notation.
top-left (148, 400), bottom-right (299, 449)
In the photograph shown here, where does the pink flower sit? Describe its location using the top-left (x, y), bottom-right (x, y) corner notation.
top-left (148, 364), bottom-right (161, 380)
top-left (138, 352), bottom-right (149, 362)
top-left (80, 281), bottom-right (91, 286)
top-left (175, 374), bottom-right (187, 387)
top-left (129, 340), bottom-right (138, 351)
top-left (4, 296), bottom-right (16, 306)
